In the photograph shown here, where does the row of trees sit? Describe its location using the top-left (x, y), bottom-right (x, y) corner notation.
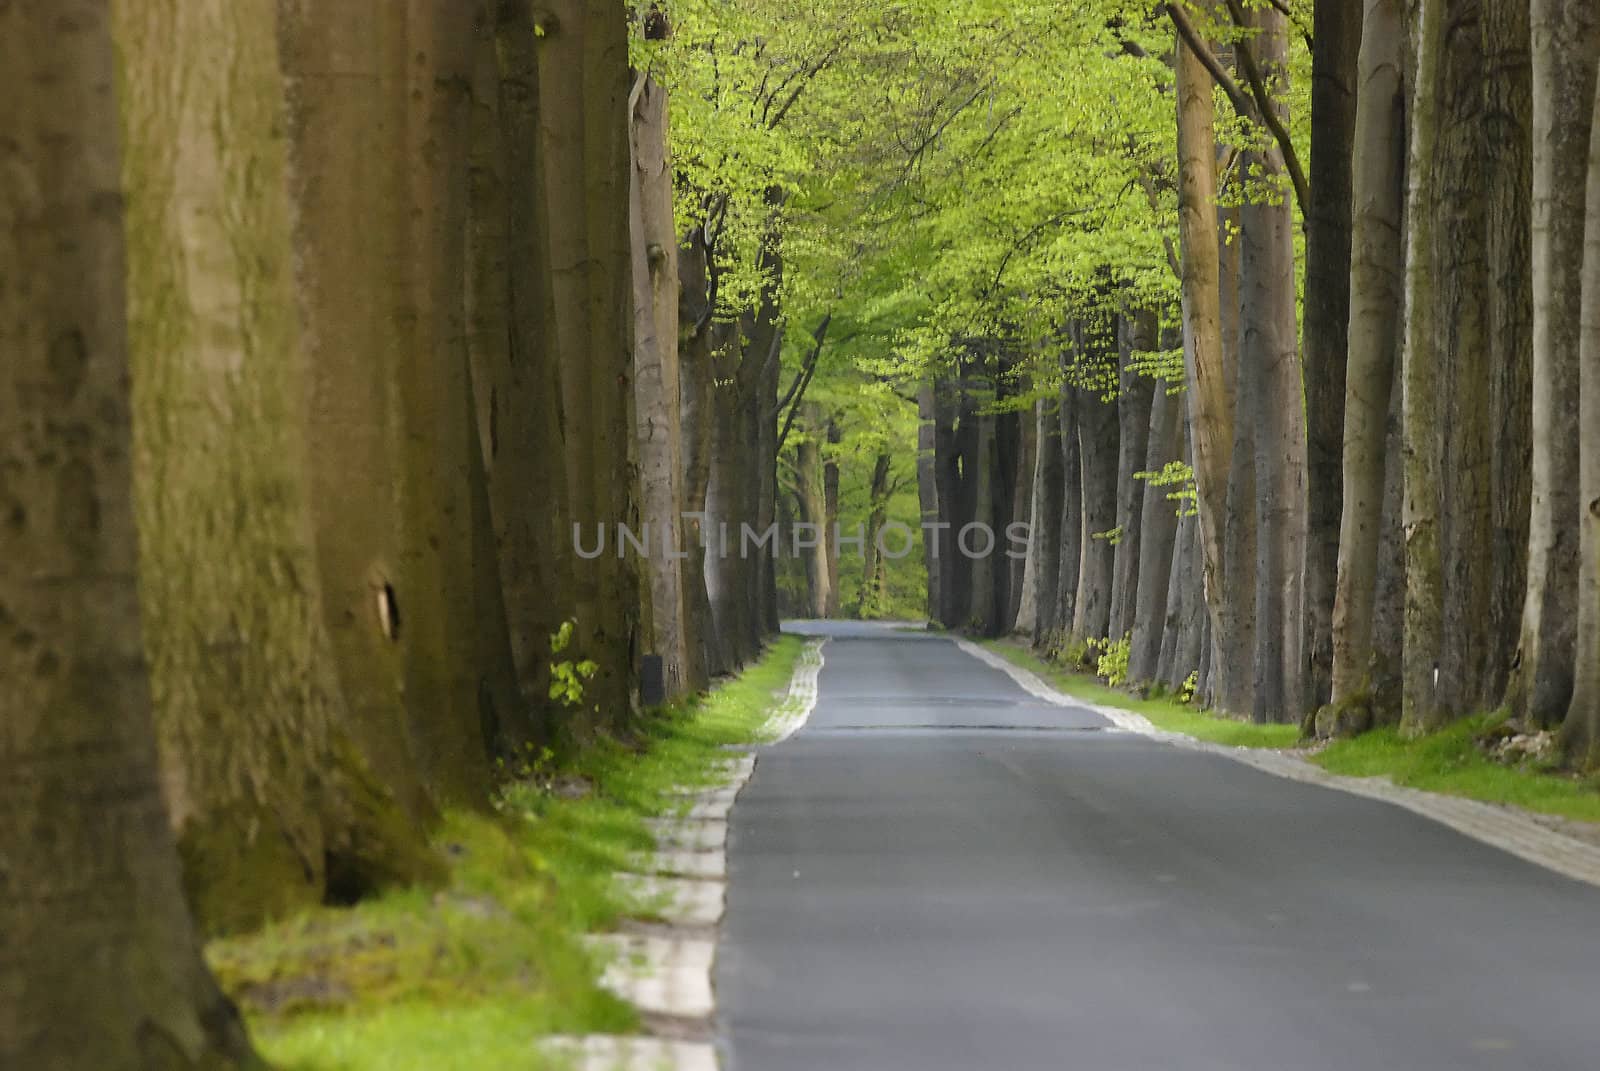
top-left (2, 2), bottom-right (797, 1065)
top-left (704, 0), bottom-right (1600, 767)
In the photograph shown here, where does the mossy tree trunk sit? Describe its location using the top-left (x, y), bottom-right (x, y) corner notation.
top-left (0, 3), bottom-right (259, 1062)
top-left (1508, 0), bottom-right (1600, 727)
top-left (1329, 0), bottom-right (1406, 724)
top-left (120, 0), bottom-right (433, 933)
top-left (1562, 74), bottom-right (1600, 768)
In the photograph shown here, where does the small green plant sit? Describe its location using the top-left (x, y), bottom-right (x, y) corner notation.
top-left (1178, 670), bottom-right (1199, 706)
top-left (1092, 634), bottom-right (1131, 688)
top-left (549, 620), bottom-right (597, 708)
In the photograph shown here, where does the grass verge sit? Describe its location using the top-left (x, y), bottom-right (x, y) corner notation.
top-left (209, 636), bottom-right (805, 1071)
top-left (979, 638), bottom-right (1298, 748)
top-left (981, 637), bottom-right (1600, 825)
top-left (1312, 714), bottom-right (1600, 824)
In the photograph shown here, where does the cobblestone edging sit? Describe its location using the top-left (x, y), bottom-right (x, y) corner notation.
top-left (542, 638), bottom-right (827, 1070)
top-left (956, 637), bottom-right (1600, 890)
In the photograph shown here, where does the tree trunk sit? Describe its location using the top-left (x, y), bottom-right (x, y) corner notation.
top-left (1051, 372), bottom-right (1085, 649)
top-left (1175, 28), bottom-right (1250, 712)
top-left (917, 384), bottom-right (942, 622)
top-left (1399, 0), bottom-right (1446, 734)
top-left (1072, 319), bottom-right (1120, 647)
top-left (630, 73), bottom-right (690, 696)
top-left (793, 408), bottom-right (832, 619)
top-left (464, 1), bottom-right (579, 725)
top-left (1433, 0), bottom-right (1494, 723)
top-left (1509, 0), bottom-right (1600, 725)
top-left (1329, 0), bottom-right (1407, 720)
top-left (1030, 398), bottom-right (1065, 645)
top-left (121, 0), bottom-right (434, 933)
top-left (538, 0), bottom-right (641, 723)
top-left (1129, 376), bottom-right (1184, 684)
top-left (1238, 4), bottom-right (1307, 724)
top-left (678, 229), bottom-right (725, 679)
top-left (0, 3), bottom-right (258, 1061)
top-left (1561, 74), bottom-right (1600, 767)
top-left (1482, 0), bottom-right (1535, 712)
top-left (1302, 0), bottom-right (1362, 713)
top-left (1014, 401), bottom-right (1048, 635)
top-left (1109, 312), bottom-right (1156, 643)
top-left (861, 452), bottom-right (894, 615)
top-left (825, 420), bottom-right (843, 617)
top-left (967, 403), bottom-right (999, 635)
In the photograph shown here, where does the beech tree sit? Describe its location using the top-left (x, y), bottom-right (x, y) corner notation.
top-left (0, 1), bottom-right (258, 1062)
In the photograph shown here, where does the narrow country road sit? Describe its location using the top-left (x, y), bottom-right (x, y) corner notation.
top-left (716, 622), bottom-right (1600, 1071)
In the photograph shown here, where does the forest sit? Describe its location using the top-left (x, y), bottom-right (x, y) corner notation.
top-left (3, 0), bottom-right (1600, 1067)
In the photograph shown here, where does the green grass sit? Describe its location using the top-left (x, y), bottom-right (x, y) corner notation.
top-left (1312, 714), bottom-right (1600, 823)
top-left (210, 636), bottom-right (805, 1070)
top-left (982, 637), bottom-right (1600, 825)
top-left (980, 638), bottom-right (1299, 749)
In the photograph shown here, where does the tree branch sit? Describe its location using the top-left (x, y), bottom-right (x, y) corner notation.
top-left (774, 314), bottom-right (833, 453)
top-left (1221, 0), bottom-right (1310, 216)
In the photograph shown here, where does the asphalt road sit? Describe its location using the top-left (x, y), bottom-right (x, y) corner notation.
top-left (716, 622), bottom-right (1600, 1071)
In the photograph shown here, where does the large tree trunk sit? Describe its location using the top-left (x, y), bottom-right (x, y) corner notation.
top-left (1239, 4), bottom-right (1307, 724)
top-left (121, 0), bottom-right (432, 933)
top-left (1029, 398), bottom-right (1065, 644)
top-left (1329, 0), bottom-right (1407, 720)
top-left (678, 230), bottom-right (725, 679)
top-left (967, 404), bottom-right (999, 635)
top-left (1433, 0), bottom-right (1495, 723)
top-left (1399, 0), bottom-right (1447, 734)
top-left (1302, 0), bottom-right (1362, 713)
top-left (1129, 375), bottom-right (1184, 684)
top-left (1175, 29), bottom-right (1250, 712)
top-left (537, 0), bottom-right (641, 722)
top-left (1072, 320), bottom-right (1120, 648)
top-left (630, 73), bottom-right (691, 696)
top-left (1509, 0), bottom-right (1600, 725)
top-left (1014, 400), bottom-right (1050, 635)
top-left (0, 3), bottom-right (257, 1061)
top-left (461, 1), bottom-right (578, 728)
top-left (1051, 372), bottom-right (1085, 649)
top-left (1562, 75), bottom-right (1600, 767)
top-left (394, 0), bottom-right (515, 792)
top-left (1108, 313), bottom-right (1156, 643)
top-left (1483, 0), bottom-right (1535, 713)
top-left (861, 452), bottom-right (894, 615)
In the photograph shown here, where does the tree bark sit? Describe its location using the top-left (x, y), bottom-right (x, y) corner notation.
top-left (678, 229), bottom-right (726, 678)
top-left (1109, 313), bottom-right (1156, 643)
top-left (1329, 0), bottom-right (1407, 720)
top-left (1302, 0), bottom-right (1362, 713)
top-left (1399, 0), bottom-right (1446, 735)
top-left (1129, 376), bottom-right (1185, 684)
top-left (538, 0), bottom-right (642, 721)
top-left (1509, 0), bottom-right (1600, 725)
top-left (121, 0), bottom-right (434, 932)
top-left (1482, 0), bottom-right (1535, 712)
top-left (1175, 28), bottom-right (1250, 712)
top-left (1561, 73), bottom-right (1600, 767)
top-left (1071, 319), bottom-right (1121, 648)
top-left (0, 3), bottom-right (259, 1061)
top-left (630, 73), bottom-right (691, 696)
top-left (1238, 4), bottom-right (1307, 724)
top-left (793, 407), bottom-right (832, 619)
top-left (825, 419), bottom-right (843, 617)
top-left (1051, 371), bottom-right (1085, 649)
top-left (1030, 398), bottom-right (1065, 645)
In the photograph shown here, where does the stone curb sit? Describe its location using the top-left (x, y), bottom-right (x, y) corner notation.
top-left (957, 637), bottom-right (1600, 890)
top-left (546, 637), bottom-right (827, 1069)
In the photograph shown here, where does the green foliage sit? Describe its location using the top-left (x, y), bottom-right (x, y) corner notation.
top-left (1092, 634), bottom-right (1132, 689)
top-left (548, 620), bottom-right (598, 708)
top-left (1178, 670), bottom-right (1199, 706)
